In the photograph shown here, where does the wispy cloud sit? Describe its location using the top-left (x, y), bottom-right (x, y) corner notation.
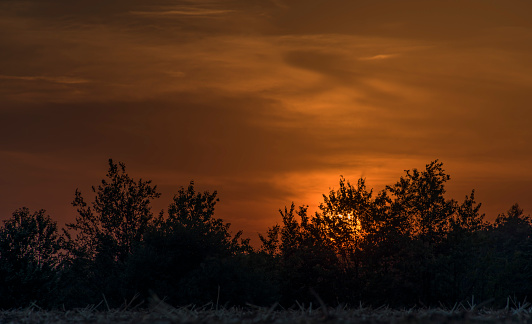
top-left (359, 54), bottom-right (398, 60)
top-left (0, 75), bottom-right (89, 84)
top-left (129, 7), bottom-right (234, 17)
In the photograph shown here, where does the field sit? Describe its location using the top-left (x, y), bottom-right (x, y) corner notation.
top-left (3, 299), bottom-right (532, 324)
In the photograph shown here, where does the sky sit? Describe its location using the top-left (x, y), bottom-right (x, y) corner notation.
top-left (1, 0), bottom-right (532, 242)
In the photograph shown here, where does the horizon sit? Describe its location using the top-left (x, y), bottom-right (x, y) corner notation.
top-left (2, 157), bottom-right (528, 246)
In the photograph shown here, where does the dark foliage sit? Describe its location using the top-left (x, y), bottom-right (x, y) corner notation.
top-left (123, 182), bottom-right (262, 306)
top-left (57, 159), bottom-right (161, 307)
top-left (1, 159), bottom-right (532, 309)
top-left (0, 208), bottom-right (62, 308)
top-left (259, 160), bottom-right (532, 308)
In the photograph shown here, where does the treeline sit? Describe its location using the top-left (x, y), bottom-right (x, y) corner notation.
top-left (0, 159), bottom-right (531, 309)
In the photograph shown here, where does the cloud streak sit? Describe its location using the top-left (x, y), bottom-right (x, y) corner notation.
top-left (0, 75), bottom-right (90, 84)
top-left (129, 7), bottom-right (235, 17)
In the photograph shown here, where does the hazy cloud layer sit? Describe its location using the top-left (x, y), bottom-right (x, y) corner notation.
top-left (1, 0), bottom-right (532, 237)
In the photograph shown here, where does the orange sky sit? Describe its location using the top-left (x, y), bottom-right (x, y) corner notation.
top-left (1, 0), bottom-right (532, 243)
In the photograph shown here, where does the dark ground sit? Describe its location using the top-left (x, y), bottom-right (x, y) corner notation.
top-left (3, 301), bottom-right (532, 324)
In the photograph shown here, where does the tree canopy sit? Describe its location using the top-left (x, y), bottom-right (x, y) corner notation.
top-left (1, 159), bottom-right (531, 309)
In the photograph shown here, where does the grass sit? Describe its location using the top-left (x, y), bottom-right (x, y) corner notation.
top-left (2, 297), bottom-right (532, 324)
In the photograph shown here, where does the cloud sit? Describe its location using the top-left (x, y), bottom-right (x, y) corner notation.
top-left (0, 75), bottom-right (90, 84)
top-left (129, 7), bottom-right (235, 17)
top-left (359, 54), bottom-right (397, 60)
top-left (2, 0), bottom-right (532, 231)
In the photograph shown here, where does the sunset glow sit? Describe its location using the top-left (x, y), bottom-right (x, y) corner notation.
top-left (1, 0), bottom-right (532, 242)
top-left (332, 213), bottom-right (363, 243)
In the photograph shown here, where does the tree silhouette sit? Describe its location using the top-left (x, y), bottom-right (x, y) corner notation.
top-left (315, 177), bottom-right (374, 275)
top-left (124, 181), bottom-right (255, 305)
top-left (486, 204), bottom-right (532, 302)
top-left (60, 159), bottom-right (161, 307)
top-left (262, 160), bottom-right (483, 306)
top-left (434, 191), bottom-right (487, 304)
top-left (0, 208), bottom-right (62, 308)
top-left (384, 160), bottom-right (456, 304)
top-left (65, 159), bottom-right (161, 263)
top-left (260, 203), bottom-right (346, 304)
top-left (451, 190), bottom-right (486, 232)
top-left (4, 158), bottom-right (532, 308)
top-left (258, 224), bottom-right (280, 256)
top-left (386, 160), bottom-right (455, 242)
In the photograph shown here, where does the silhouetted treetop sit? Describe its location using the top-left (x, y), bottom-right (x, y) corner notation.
top-left (164, 181), bottom-right (221, 230)
top-left (0, 208), bottom-right (62, 308)
top-left (65, 159), bottom-right (161, 262)
top-left (495, 203), bottom-right (531, 227)
top-left (386, 160), bottom-right (455, 240)
top-left (0, 208), bottom-right (61, 269)
top-left (451, 190), bottom-right (486, 232)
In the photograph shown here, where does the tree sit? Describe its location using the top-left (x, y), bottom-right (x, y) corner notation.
top-left (437, 191), bottom-right (487, 304)
top-left (60, 159), bottom-right (161, 307)
top-left (313, 176), bottom-right (413, 305)
top-left (258, 224), bottom-right (280, 256)
top-left (386, 160), bottom-right (455, 242)
top-left (494, 203), bottom-right (531, 229)
top-left (65, 159), bottom-right (161, 263)
top-left (0, 208), bottom-right (62, 308)
top-left (384, 160), bottom-right (456, 304)
top-left (260, 203), bottom-right (345, 305)
top-left (316, 177), bottom-right (373, 274)
top-left (159, 181), bottom-right (250, 255)
top-left (124, 181), bottom-right (253, 305)
top-left (486, 204), bottom-right (532, 303)
top-left (451, 190), bottom-right (486, 233)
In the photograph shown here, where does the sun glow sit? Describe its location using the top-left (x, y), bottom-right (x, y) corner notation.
top-left (336, 213), bottom-right (363, 232)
